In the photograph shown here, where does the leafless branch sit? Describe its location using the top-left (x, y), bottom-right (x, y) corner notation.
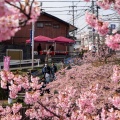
top-left (5, 1), bottom-right (30, 20)
top-left (38, 101), bottom-right (61, 119)
top-left (29, 0), bottom-right (35, 17)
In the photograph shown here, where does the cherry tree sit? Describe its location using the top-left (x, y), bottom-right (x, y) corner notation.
top-left (0, 0), bottom-right (120, 120)
top-left (0, 0), bottom-right (40, 42)
top-left (0, 62), bottom-right (120, 120)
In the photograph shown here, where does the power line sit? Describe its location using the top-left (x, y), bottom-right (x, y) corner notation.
top-left (68, 7), bottom-right (87, 22)
top-left (21, 0), bottom-right (86, 2)
top-left (49, 14), bottom-right (72, 15)
top-left (75, 1), bottom-right (80, 5)
top-left (43, 9), bottom-right (88, 12)
top-left (68, 10), bottom-right (86, 23)
top-left (38, 1), bottom-right (85, 2)
top-left (102, 13), bottom-right (117, 16)
top-left (76, 24), bottom-right (88, 33)
top-left (67, 2), bottom-right (90, 23)
top-left (74, 9), bottom-right (91, 20)
top-left (42, 6), bottom-right (90, 8)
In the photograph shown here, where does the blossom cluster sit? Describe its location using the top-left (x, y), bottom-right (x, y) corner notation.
top-left (85, 11), bottom-right (109, 35)
top-left (85, 0), bottom-right (120, 50)
top-left (0, 70), bottom-right (42, 100)
top-left (111, 65), bottom-right (120, 83)
top-left (0, 103), bottom-right (22, 120)
top-left (44, 63), bottom-right (120, 119)
top-left (86, 15), bottom-right (120, 50)
top-left (0, 0), bottom-right (41, 42)
top-left (97, 0), bottom-right (120, 15)
top-left (0, 62), bottom-right (120, 119)
top-left (105, 34), bottom-right (120, 50)
top-left (85, 0), bottom-right (120, 15)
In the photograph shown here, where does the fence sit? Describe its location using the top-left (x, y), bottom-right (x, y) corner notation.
top-left (0, 59), bottom-right (40, 70)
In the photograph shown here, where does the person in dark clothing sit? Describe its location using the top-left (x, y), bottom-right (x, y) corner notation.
top-left (37, 43), bottom-right (41, 55)
top-left (92, 45), bottom-right (97, 57)
top-left (42, 64), bottom-right (51, 83)
top-left (51, 45), bottom-right (54, 51)
top-left (48, 45), bottom-right (54, 51)
top-left (79, 49), bottom-right (84, 59)
top-left (49, 45), bottom-right (52, 50)
top-left (50, 63), bottom-right (57, 79)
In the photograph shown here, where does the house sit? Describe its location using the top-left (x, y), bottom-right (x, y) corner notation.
top-left (1, 12), bottom-right (77, 61)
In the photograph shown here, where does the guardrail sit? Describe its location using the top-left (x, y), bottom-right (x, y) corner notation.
top-left (0, 59), bottom-right (41, 70)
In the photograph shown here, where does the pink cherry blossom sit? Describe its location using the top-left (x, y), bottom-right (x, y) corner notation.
top-left (12, 103), bottom-right (22, 114)
top-left (9, 84), bottom-right (21, 98)
top-left (109, 96), bottom-right (120, 109)
top-left (3, 56), bottom-right (10, 71)
top-left (85, 12), bottom-right (109, 35)
top-left (95, 20), bottom-right (109, 35)
top-left (0, 106), bottom-right (4, 115)
top-left (25, 108), bottom-right (38, 120)
top-left (105, 34), bottom-right (120, 50)
top-left (85, 11), bottom-right (96, 27)
top-left (97, 1), bottom-right (111, 10)
top-left (0, 0), bottom-right (41, 42)
top-left (0, 43), bottom-right (120, 119)
top-left (111, 65), bottom-right (120, 83)
top-left (1, 80), bottom-right (7, 89)
top-left (24, 90), bottom-right (40, 104)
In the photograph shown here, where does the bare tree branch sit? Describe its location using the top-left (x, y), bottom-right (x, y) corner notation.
top-left (5, 1), bottom-right (30, 19)
top-left (38, 101), bottom-right (61, 119)
top-left (29, 0), bottom-right (35, 17)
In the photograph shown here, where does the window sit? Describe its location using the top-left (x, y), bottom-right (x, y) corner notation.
top-left (36, 22), bottom-right (44, 28)
top-left (53, 24), bottom-right (60, 29)
top-left (45, 22), bottom-right (52, 26)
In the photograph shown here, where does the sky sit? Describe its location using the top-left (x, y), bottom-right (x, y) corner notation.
top-left (40, 0), bottom-right (90, 35)
top-left (39, 0), bottom-right (120, 36)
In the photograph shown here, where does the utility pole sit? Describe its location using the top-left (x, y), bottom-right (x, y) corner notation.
top-left (92, 0), bottom-right (95, 44)
top-left (31, 2), bottom-right (42, 69)
top-left (69, 2), bottom-right (77, 37)
top-left (96, 5), bottom-right (100, 53)
top-left (31, 22), bottom-right (35, 69)
top-left (72, 2), bottom-right (75, 27)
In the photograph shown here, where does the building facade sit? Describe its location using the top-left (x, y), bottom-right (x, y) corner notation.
top-left (0, 12), bottom-right (77, 61)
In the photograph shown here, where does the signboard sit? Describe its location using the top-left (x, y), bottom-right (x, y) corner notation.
top-left (6, 49), bottom-right (23, 60)
top-left (110, 24), bottom-right (116, 29)
top-left (88, 26), bottom-right (92, 29)
top-left (93, 28), bottom-right (95, 32)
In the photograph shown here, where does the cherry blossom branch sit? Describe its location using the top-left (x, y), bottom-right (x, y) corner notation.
top-left (5, 1), bottom-right (30, 19)
top-left (22, 116), bottom-right (30, 120)
top-left (29, 0), bottom-right (35, 17)
top-left (18, 1), bottom-right (23, 10)
top-left (38, 101), bottom-right (61, 119)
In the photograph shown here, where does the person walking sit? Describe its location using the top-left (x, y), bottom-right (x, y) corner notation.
top-left (79, 49), bottom-right (84, 59)
top-left (50, 63), bottom-right (57, 80)
top-left (91, 45), bottom-right (97, 57)
top-left (42, 63), bottom-right (51, 84)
